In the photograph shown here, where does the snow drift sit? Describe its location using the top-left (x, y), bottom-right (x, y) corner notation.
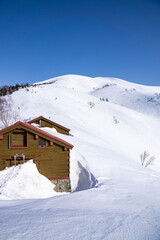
top-left (70, 148), bottom-right (97, 191)
top-left (0, 160), bottom-right (60, 200)
top-left (0, 150), bottom-right (97, 200)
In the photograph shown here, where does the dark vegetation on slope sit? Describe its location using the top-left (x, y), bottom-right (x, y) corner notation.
top-left (0, 83), bottom-right (29, 96)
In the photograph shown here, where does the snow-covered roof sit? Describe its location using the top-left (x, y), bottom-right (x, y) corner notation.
top-left (28, 116), bottom-right (70, 131)
top-left (0, 121), bottom-right (73, 148)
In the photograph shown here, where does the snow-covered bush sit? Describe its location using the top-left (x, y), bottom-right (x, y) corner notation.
top-left (140, 150), bottom-right (155, 167)
top-left (100, 97), bottom-right (109, 102)
top-left (113, 116), bottom-right (119, 124)
top-left (0, 97), bottom-right (21, 127)
top-left (88, 102), bottom-right (95, 108)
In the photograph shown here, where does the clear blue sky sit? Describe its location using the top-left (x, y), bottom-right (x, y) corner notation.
top-left (0, 0), bottom-right (160, 86)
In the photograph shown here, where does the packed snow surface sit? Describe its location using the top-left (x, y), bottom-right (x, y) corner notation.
top-left (1, 74), bottom-right (160, 239)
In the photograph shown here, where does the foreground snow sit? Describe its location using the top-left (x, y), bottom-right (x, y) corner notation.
top-left (1, 168), bottom-right (160, 240)
top-left (1, 74), bottom-right (160, 239)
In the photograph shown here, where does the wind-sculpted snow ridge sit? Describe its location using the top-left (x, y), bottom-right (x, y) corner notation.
top-left (70, 148), bottom-right (97, 192)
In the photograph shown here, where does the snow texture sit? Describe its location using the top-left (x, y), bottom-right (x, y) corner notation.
top-left (1, 74), bottom-right (160, 239)
top-left (70, 148), bottom-right (97, 191)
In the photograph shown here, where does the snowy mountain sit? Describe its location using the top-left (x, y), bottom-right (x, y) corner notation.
top-left (1, 74), bottom-right (160, 240)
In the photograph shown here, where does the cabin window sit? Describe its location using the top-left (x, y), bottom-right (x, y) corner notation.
top-left (39, 139), bottom-right (46, 148)
top-left (12, 131), bottom-right (27, 147)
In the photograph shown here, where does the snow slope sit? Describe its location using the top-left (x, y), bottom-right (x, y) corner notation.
top-left (1, 74), bottom-right (160, 239)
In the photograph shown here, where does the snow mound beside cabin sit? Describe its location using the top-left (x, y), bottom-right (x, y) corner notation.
top-left (0, 160), bottom-right (61, 200)
top-left (0, 151), bottom-right (97, 200)
top-left (70, 148), bottom-right (97, 192)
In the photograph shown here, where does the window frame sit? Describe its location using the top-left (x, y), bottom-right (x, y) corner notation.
top-left (10, 130), bottom-right (27, 149)
top-left (38, 139), bottom-right (46, 148)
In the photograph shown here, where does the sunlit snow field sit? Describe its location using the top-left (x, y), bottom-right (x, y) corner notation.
top-left (1, 75), bottom-right (160, 240)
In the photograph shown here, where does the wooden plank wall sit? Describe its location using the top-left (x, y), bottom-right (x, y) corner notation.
top-left (32, 119), bottom-right (69, 135)
top-left (0, 131), bottom-right (70, 178)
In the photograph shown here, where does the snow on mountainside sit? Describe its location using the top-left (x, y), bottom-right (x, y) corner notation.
top-left (35, 74), bottom-right (160, 117)
top-left (1, 75), bottom-right (160, 239)
top-left (91, 78), bottom-right (160, 117)
top-left (8, 74), bottom-right (160, 173)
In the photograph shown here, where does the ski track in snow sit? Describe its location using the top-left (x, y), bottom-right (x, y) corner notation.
top-left (1, 74), bottom-right (160, 239)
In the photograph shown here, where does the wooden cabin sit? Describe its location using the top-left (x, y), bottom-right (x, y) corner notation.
top-left (28, 116), bottom-right (70, 135)
top-left (0, 121), bottom-right (73, 191)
